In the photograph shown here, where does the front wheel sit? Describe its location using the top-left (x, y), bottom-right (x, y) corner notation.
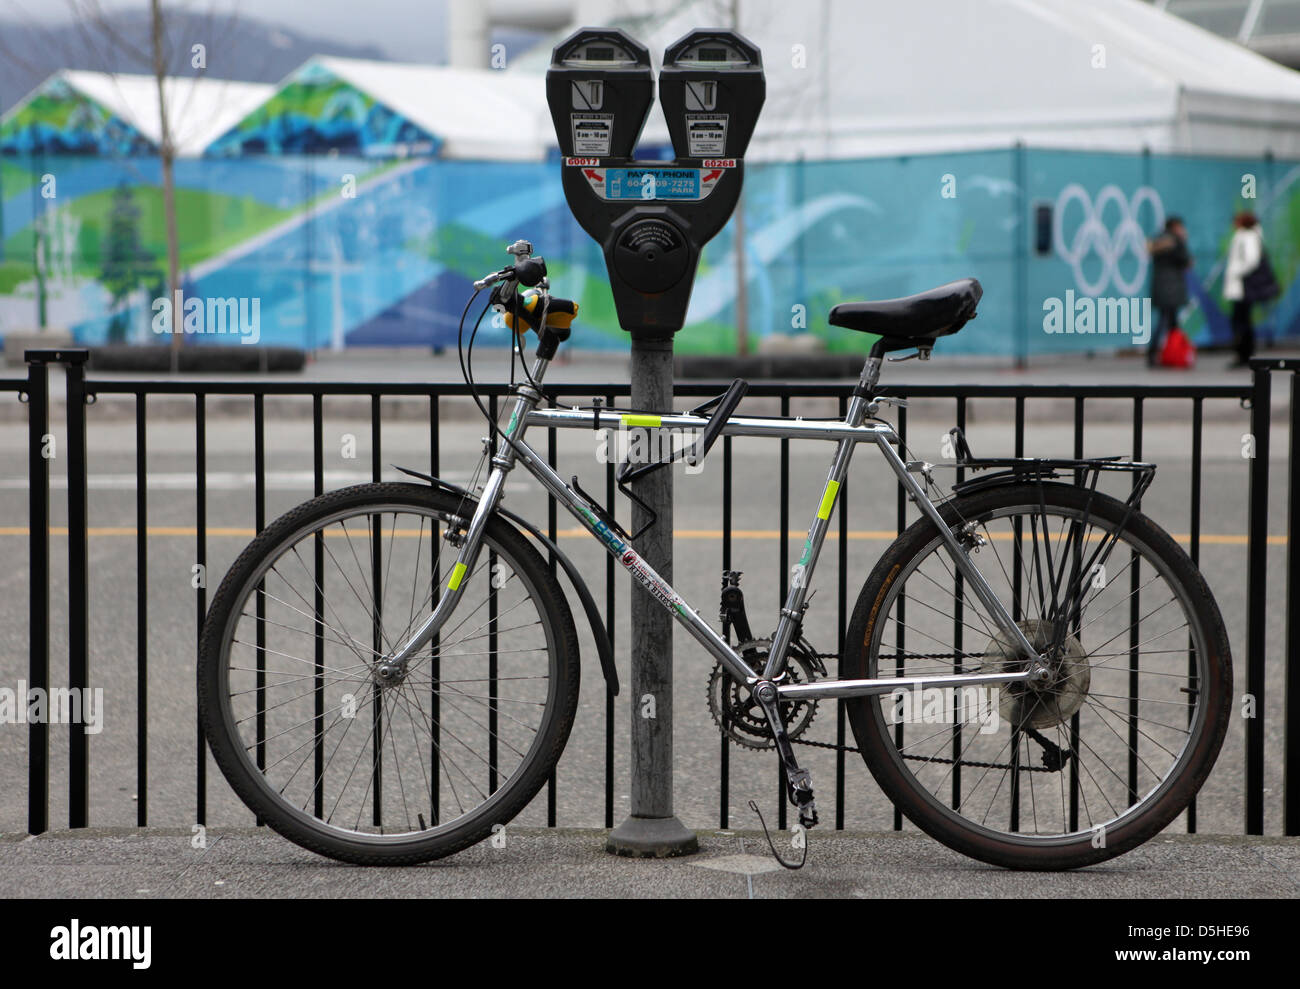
top-left (198, 483), bottom-right (580, 865)
top-left (843, 483), bottom-right (1231, 870)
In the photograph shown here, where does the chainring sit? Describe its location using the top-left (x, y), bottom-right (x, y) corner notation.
top-left (707, 638), bottom-right (820, 750)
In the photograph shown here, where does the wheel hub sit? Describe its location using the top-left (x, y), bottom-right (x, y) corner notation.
top-left (374, 661), bottom-right (407, 687)
top-left (982, 618), bottom-right (1090, 729)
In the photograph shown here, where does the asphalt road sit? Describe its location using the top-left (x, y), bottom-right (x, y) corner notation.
top-left (0, 385), bottom-right (1292, 846)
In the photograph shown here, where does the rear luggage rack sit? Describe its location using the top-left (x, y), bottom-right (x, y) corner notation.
top-left (945, 427), bottom-right (1156, 503)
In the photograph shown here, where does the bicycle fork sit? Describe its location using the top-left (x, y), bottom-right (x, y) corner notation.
top-left (380, 383), bottom-right (543, 678)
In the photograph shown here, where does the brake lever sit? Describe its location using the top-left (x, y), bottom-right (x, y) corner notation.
top-left (865, 394), bottom-right (908, 417)
top-left (473, 267), bottom-right (514, 291)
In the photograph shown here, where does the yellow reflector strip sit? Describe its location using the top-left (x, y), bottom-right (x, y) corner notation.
top-left (622, 414), bottom-right (662, 427)
top-left (817, 480), bottom-right (840, 520)
top-left (448, 562), bottom-right (467, 591)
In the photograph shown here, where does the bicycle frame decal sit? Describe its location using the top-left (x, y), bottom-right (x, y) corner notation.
top-left (577, 503), bottom-right (627, 555)
top-left (621, 546), bottom-right (690, 618)
top-left (574, 503), bottom-right (684, 613)
top-left (447, 561), bottom-right (467, 591)
top-left (816, 479), bottom-right (840, 520)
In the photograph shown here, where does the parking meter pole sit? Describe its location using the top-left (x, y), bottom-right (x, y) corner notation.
top-left (606, 338), bottom-right (698, 856)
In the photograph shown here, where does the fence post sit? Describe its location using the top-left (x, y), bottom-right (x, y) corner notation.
top-left (64, 351), bottom-right (91, 827)
top-left (23, 352), bottom-right (50, 835)
top-left (1286, 367), bottom-right (1300, 836)
top-left (607, 338), bottom-right (698, 857)
top-left (1245, 360), bottom-right (1271, 835)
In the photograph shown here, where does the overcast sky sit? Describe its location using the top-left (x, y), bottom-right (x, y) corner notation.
top-left (0, 0), bottom-right (456, 62)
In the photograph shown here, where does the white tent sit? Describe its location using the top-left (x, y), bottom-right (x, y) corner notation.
top-left (511, 0), bottom-right (1300, 159)
top-left (251, 56), bottom-right (556, 160)
top-left (54, 72), bottom-right (274, 157)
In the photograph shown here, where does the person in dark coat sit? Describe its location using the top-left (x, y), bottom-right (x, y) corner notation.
top-left (1146, 216), bottom-right (1191, 366)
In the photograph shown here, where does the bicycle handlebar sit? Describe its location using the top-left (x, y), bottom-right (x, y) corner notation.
top-left (473, 255), bottom-right (548, 291)
top-left (470, 242), bottom-right (577, 358)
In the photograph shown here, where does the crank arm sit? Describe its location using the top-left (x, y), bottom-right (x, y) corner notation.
top-left (753, 681), bottom-right (819, 828)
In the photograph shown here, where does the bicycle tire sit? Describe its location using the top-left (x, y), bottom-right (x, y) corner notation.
top-left (198, 482), bottom-right (580, 865)
top-left (842, 482), bottom-right (1232, 870)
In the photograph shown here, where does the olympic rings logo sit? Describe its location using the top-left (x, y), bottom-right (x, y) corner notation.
top-left (1053, 184), bottom-right (1164, 297)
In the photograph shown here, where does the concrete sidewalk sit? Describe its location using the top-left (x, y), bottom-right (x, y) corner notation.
top-left (2, 827), bottom-right (1296, 899)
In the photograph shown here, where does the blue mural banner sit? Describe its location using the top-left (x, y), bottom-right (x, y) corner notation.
top-left (1, 146), bottom-right (1295, 357)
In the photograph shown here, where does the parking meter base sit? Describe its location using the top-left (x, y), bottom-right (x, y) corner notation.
top-left (606, 815), bottom-right (700, 858)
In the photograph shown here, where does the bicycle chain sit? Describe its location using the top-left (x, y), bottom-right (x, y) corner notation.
top-left (789, 735), bottom-right (1065, 773)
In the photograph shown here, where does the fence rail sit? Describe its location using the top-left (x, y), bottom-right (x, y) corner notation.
top-left (9, 349), bottom-right (1299, 837)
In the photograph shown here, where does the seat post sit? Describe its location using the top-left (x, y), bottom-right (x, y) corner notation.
top-left (846, 346), bottom-right (885, 426)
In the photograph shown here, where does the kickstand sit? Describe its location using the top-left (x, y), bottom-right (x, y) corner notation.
top-left (748, 800), bottom-right (808, 870)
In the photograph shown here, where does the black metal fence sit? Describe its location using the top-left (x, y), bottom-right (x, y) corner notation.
top-left (8, 348), bottom-right (1299, 837)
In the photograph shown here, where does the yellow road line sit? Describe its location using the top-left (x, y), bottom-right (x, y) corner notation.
top-left (0, 526), bottom-right (1282, 545)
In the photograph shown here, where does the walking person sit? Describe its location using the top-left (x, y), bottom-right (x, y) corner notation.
top-left (1223, 211), bottom-right (1273, 367)
top-left (1146, 216), bottom-right (1190, 366)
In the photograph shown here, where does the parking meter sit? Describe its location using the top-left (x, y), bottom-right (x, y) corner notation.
top-left (659, 30), bottom-right (764, 161)
top-left (547, 28), bottom-right (765, 340)
top-left (546, 28), bottom-right (654, 160)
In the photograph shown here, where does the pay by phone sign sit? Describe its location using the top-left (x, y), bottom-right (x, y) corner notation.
top-left (607, 168), bottom-right (700, 200)
top-left (569, 164), bottom-right (735, 202)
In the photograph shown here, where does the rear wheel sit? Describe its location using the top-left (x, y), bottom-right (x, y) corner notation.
top-left (843, 483), bottom-right (1231, 870)
top-left (198, 483), bottom-right (580, 865)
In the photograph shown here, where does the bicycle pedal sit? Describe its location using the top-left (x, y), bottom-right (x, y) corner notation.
top-left (786, 767), bottom-right (818, 828)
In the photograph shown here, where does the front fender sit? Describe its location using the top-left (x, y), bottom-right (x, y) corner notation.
top-left (394, 465), bottom-right (618, 696)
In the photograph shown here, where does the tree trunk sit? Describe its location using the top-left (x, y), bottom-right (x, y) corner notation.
top-left (150, 0), bottom-right (182, 371)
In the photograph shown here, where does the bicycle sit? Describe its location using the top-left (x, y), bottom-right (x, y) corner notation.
top-left (198, 241), bottom-right (1232, 870)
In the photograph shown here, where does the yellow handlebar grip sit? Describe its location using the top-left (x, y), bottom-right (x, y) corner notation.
top-left (503, 293), bottom-right (578, 335)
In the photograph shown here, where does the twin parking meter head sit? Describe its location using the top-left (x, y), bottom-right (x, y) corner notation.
top-left (547, 28), bottom-right (765, 341)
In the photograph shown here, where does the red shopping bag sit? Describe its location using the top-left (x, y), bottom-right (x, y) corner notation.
top-left (1159, 327), bottom-right (1196, 369)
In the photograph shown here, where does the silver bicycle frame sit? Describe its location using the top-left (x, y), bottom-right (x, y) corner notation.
top-left (386, 351), bottom-right (1045, 699)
